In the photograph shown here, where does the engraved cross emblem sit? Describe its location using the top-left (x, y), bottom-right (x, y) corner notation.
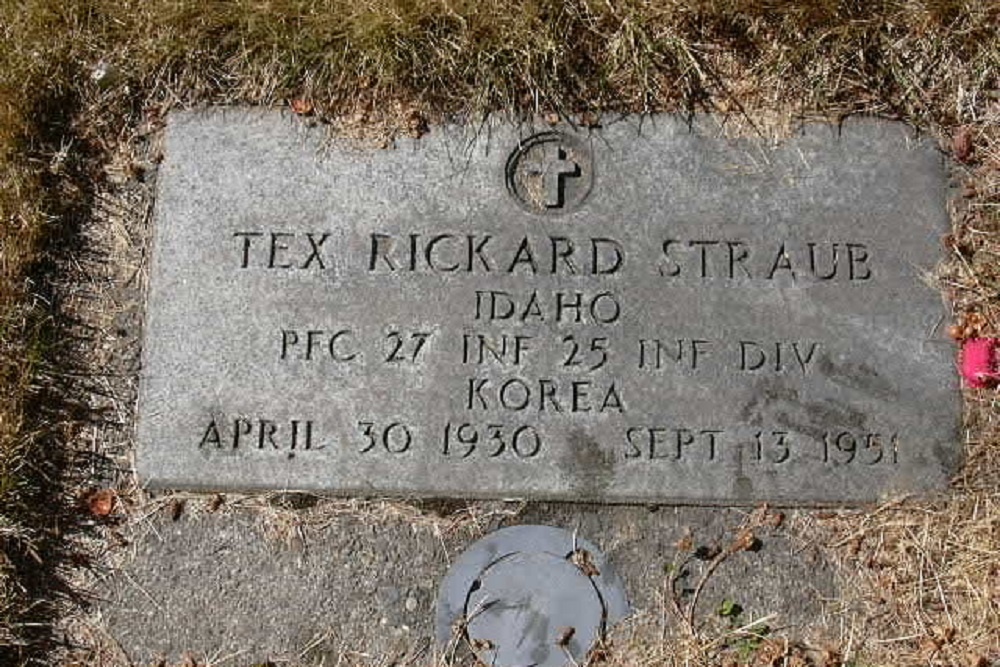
top-left (505, 131), bottom-right (592, 214)
top-left (525, 142), bottom-right (581, 208)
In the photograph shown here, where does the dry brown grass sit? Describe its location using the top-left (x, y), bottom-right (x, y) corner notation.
top-left (1, 1), bottom-right (999, 665)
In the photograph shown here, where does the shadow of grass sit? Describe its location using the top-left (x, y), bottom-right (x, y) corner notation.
top-left (0, 82), bottom-right (124, 666)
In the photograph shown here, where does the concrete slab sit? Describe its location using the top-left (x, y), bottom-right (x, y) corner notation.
top-left (99, 502), bottom-right (835, 666)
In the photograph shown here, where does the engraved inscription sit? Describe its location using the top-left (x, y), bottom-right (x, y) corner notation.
top-left (234, 231), bottom-right (333, 269)
top-left (199, 223), bottom-right (901, 480)
top-left (658, 240), bottom-right (872, 281)
top-left (368, 234), bottom-right (624, 275)
top-left (637, 339), bottom-right (820, 373)
top-left (465, 377), bottom-right (624, 414)
top-left (281, 329), bottom-right (359, 361)
top-left (442, 422), bottom-right (543, 459)
top-left (199, 417), bottom-right (322, 452)
top-left (474, 290), bottom-right (621, 324)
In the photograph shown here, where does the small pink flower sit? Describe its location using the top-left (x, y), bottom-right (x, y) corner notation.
top-left (961, 338), bottom-right (1000, 388)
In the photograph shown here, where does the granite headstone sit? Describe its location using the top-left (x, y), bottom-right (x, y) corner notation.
top-left (137, 111), bottom-right (958, 503)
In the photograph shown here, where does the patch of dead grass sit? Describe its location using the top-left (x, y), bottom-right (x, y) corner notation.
top-left (814, 493), bottom-right (1000, 666)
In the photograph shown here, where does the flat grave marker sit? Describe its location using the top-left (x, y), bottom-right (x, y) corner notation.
top-left (137, 111), bottom-right (959, 503)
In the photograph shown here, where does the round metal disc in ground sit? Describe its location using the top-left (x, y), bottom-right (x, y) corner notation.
top-left (465, 552), bottom-right (603, 667)
top-left (435, 525), bottom-right (630, 667)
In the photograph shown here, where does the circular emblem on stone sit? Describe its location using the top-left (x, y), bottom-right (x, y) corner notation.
top-left (506, 131), bottom-right (594, 214)
top-left (435, 525), bottom-right (629, 667)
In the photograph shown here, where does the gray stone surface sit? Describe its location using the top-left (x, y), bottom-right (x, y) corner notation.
top-left (100, 503), bottom-right (835, 665)
top-left (138, 111), bottom-right (958, 503)
top-left (102, 505), bottom-right (442, 665)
